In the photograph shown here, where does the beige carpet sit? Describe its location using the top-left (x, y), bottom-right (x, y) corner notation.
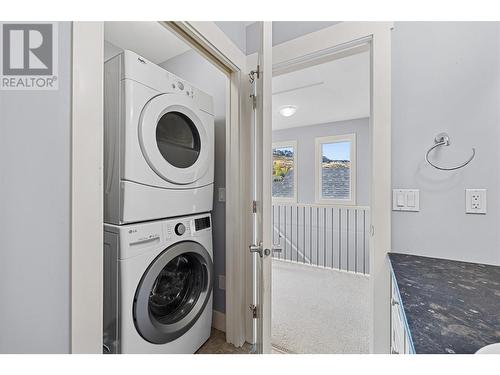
top-left (272, 260), bottom-right (370, 354)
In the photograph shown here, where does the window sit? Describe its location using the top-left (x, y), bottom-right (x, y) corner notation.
top-left (315, 134), bottom-right (356, 205)
top-left (272, 141), bottom-right (297, 202)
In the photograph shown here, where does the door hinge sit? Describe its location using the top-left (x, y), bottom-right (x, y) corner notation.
top-left (252, 200), bottom-right (257, 213)
top-left (249, 304), bottom-right (258, 319)
top-left (249, 64), bottom-right (260, 83)
top-left (250, 93), bottom-right (257, 109)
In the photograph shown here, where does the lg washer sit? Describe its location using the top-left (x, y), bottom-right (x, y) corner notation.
top-left (103, 213), bottom-right (213, 354)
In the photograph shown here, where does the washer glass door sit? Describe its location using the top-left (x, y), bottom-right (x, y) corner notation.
top-left (149, 252), bottom-right (203, 324)
top-left (133, 241), bottom-right (213, 344)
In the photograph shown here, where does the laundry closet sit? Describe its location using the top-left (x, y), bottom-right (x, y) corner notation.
top-left (101, 22), bottom-right (228, 354)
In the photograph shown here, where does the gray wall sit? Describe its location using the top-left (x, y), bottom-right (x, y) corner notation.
top-left (272, 118), bottom-right (370, 206)
top-left (214, 22), bottom-right (248, 54)
top-left (104, 40), bottom-right (122, 61)
top-left (0, 22), bottom-right (72, 353)
top-left (215, 21), bottom-right (340, 55)
top-left (160, 50), bottom-right (228, 313)
top-left (392, 22), bottom-right (500, 266)
top-left (246, 21), bottom-right (340, 55)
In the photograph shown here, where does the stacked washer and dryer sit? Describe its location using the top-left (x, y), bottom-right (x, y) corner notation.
top-left (103, 50), bottom-right (215, 354)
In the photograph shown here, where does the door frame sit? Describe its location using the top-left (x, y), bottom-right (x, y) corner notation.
top-left (71, 21), bottom-right (249, 352)
top-left (71, 21), bottom-right (104, 353)
top-left (246, 21), bottom-right (393, 353)
top-left (160, 22), bottom-right (249, 348)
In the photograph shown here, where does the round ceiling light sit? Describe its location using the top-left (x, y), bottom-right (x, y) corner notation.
top-left (279, 105), bottom-right (298, 117)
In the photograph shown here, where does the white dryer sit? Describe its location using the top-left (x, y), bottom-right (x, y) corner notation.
top-left (103, 213), bottom-right (213, 354)
top-left (104, 50), bottom-right (215, 225)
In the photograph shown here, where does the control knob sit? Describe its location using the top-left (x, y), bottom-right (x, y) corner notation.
top-left (175, 223), bottom-right (186, 236)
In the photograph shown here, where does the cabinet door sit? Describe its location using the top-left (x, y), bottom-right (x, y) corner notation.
top-left (404, 328), bottom-right (415, 354)
top-left (390, 278), bottom-right (405, 354)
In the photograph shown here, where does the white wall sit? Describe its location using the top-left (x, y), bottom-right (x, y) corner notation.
top-left (0, 22), bottom-right (72, 353)
top-left (272, 118), bottom-right (370, 206)
top-left (391, 22), bottom-right (500, 266)
top-left (160, 50), bottom-right (228, 313)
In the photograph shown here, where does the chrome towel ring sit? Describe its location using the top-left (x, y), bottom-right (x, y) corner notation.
top-left (425, 133), bottom-right (476, 171)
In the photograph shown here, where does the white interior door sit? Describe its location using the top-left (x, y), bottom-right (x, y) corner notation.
top-left (249, 21), bottom-right (273, 354)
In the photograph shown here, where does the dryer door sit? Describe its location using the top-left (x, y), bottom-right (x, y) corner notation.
top-left (133, 241), bottom-right (213, 344)
top-left (139, 93), bottom-right (211, 185)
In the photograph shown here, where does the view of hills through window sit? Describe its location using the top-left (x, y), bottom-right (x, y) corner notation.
top-left (321, 141), bottom-right (351, 199)
top-left (272, 146), bottom-right (294, 198)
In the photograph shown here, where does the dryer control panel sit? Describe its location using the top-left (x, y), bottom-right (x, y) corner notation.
top-left (171, 79), bottom-right (194, 98)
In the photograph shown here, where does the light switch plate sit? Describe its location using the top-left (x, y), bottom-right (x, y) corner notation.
top-left (466, 189), bottom-right (486, 214)
top-left (218, 275), bottom-right (226, 290)
top-left (392, 189), bottom-right (420, 212)
top-left (218, 187), bottom-right (226, 202)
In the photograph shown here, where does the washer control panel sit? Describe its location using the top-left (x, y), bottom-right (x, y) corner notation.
top-left (166, 220), bottom-right (192, 238)
top-left (175, 223), bottom-right (186, 236)
top-left (125, 222), bottom-right (162, 247)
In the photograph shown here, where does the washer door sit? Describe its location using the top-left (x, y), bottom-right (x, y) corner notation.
top-left (133, 241), bottom-right (213, 344)
top-left (139, 94), bottom-right (210, 185)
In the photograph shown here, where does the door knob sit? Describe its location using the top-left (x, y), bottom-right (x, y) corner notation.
top-left (249, 242), bottom-right (264, 257)
top-left (249, 242), bottom-right (280, 257)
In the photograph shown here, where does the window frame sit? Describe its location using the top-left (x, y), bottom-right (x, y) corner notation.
top-left (315, 133), bottom-right (357, 205)
top-left (272, 140), bottom-right (298, 203)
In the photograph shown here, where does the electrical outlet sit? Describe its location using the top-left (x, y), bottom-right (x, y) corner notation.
top-left (466, 189), bottom-right (487, 214)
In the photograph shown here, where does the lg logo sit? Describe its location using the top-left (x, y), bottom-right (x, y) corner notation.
top-left (1, 22), bottom-right (58, 90)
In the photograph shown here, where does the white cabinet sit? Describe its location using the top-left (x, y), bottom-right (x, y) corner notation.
top-left (390, 274), bottom-right (415, 354)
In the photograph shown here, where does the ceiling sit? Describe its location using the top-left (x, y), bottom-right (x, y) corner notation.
top-left (272, 50), bottom-right (370, 130)
top-left (104, 22), bottom-right (191, 64)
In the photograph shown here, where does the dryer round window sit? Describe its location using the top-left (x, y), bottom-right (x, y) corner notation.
top-left (139, 95), bottom-right (210, 185)
top-left (155, 111), bottom-right (201, 169)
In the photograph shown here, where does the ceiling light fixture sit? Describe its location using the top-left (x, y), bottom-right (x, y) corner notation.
top-left (279, 105), bottom-right (298, 117)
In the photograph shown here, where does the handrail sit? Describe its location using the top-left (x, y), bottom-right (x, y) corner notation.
top-left (272, 202), bottom-right (370, 210)
top-left (272, 203), bottom-right (370, 274)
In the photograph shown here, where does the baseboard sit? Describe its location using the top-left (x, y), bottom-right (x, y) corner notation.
top-left (212, 310), bottom-right (226, 332)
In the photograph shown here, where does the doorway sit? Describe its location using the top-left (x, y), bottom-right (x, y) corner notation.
top-left (271, 45), bottom-right (371, 353)
top-left (245, 22), bottom-right (392, 354)
top-left (100, 21), bottom-right (247, 353)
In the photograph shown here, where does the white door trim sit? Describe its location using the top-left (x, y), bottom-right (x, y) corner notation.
top-left (71, 21), bottom-right (104, 353)
top-left (159, 22), bottom-right (249, 347)
top-left (247, 21), bottom-right (393, 353)
top-left (71, 21), bottom-right (249, 352)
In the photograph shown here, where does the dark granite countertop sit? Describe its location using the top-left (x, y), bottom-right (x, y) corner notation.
top-left (389, 253), bottom-right (500, 354)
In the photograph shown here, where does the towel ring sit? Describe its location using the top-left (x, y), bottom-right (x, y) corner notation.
top-left (425, 133), bottom-right (476, 171)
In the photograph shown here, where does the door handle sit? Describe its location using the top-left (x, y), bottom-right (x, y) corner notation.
top-left (249, 242), bottom-right (264, 257)
top-left (249, 242), bottom-right (280, 257)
